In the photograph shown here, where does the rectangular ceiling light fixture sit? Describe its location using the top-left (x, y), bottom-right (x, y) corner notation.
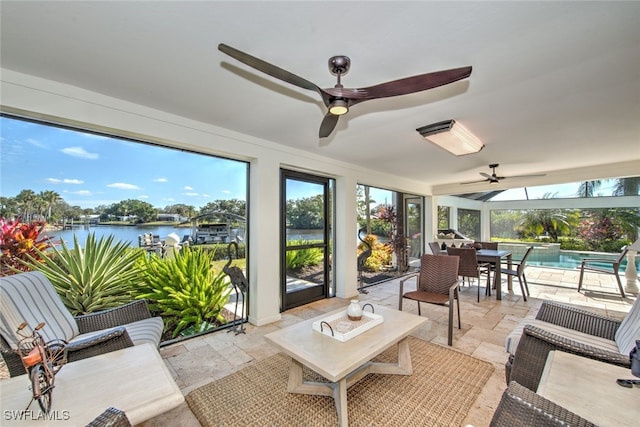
top-left (417, 119), bottom-right (484, 156)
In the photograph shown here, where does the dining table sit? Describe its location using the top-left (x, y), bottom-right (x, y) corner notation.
top-left (476, 249), bottom-right (512, 300)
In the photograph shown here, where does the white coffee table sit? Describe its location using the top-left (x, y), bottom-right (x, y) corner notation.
top-left (0, 343), bottom-right (184, 426)
top-left (265, 304), bottom-right (427, 426)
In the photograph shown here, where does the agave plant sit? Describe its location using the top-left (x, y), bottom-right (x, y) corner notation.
top-left (136, 246), bottom-right (231, 338)
top-left (20, 233), bottom-right (144, 314)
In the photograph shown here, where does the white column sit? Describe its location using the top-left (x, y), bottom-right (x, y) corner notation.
top-left (247, 156), bottom-right (282, 326)
top-left (334, 175), bottom-right (358, 299)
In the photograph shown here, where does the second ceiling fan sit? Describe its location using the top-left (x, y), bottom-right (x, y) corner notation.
top-left (462, 164), bottom-right (546, 184)
top-left (218, 44), bottom-right (472, 138)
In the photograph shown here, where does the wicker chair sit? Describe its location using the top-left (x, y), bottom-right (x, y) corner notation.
top-left (505, 298), bottom-right (639, 391)
top-left (86, 407), bottom-right (132, 427)
top-left (399, 254), bottom-right (460, 346)
top-left (578, 247), bottom-right (628, 298)
top-left (446, 246), bottom-right (492, 302)
top-left (490, 381), bottom-right (597, 427)
top-left (0, 271), bottom-right (164, 377)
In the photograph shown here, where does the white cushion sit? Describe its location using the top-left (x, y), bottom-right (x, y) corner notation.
top-left (71, 317), bottom-right (164, 347)
top-left (505, 316), bottom-right (620, 355)
top-left (615, 297), bottom-right (640, 355)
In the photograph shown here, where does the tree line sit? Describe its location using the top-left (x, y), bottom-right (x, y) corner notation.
top-left (0, 189), bottom-right (246, 224)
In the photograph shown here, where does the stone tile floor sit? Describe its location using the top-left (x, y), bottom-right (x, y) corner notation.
top-left (2, 267), bottom-right (633, 426)
top-left (137, 267), bottom-right (637, 427)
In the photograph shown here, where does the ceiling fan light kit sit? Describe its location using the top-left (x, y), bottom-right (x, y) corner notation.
top-left (328, 99), bottom-right (349, 115)
top-left (417, 119), bottom-right (484, 156)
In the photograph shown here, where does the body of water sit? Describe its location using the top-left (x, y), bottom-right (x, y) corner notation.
top-left (44, 224), bottom-right (190, 249)
top-left (527, 251), bottom-right (638, 273)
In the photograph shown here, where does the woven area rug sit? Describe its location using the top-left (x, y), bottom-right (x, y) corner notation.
top-left (186, 336), bottom-right (494, 426)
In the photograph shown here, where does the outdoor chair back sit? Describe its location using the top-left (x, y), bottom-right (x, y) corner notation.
top-left (447, 246), bottom-right (492, 302)
top-left (399, 254), bottom-right (460, 345)
top-left (578, 247), bottom-right (629, 298)
top-left (500, 246), bottom-right (534, 301)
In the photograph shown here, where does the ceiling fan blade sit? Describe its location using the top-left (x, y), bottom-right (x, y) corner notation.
top-left (508, 173), bottom-right (547, 179)
top-left (461, 179), bottom-right (490, 185)
top-left (480, 172), bottom-right (492, 179)
top-left (218, 44), bottom-right (321, 93)
top-left (349, 66), bottom-right (472, 101)
top-left (319, 113), bottom-right (340, 138)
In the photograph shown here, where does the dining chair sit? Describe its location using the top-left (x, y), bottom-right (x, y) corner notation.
top-left (500, 246), bottom-right (534, 301)
top-left (474, 241), bottom-right (498, 250)
top-left (428, 241), bottom-right (444, 255)
top-left (578, 247), bottom-right (628, 298)
top-left (398, 254), bottom-right (460, 346)
top-left (446, 246), bottom-right (492, 302)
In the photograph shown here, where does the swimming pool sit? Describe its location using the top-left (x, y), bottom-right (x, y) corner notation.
top-left (525, 250), bottom-right (638, 272)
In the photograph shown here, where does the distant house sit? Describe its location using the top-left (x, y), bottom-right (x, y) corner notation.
top-left (157, 213), bottom-right (188, 222)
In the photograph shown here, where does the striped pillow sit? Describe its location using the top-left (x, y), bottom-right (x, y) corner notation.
top-left (0, 271), bottom-right (79, 348)
top-left (615, 297), bottom-right (640, 355)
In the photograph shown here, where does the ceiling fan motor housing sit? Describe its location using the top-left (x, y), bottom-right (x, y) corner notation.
top-left (329, 56), bottom-right (350, 76)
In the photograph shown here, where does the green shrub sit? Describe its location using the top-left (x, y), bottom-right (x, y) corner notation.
top-left (358, 234), bottom-right (392, 272)
top-left (136, 246), bottom-right (231, 337)
top-left (19, 233), bottom-right (144, 315)
top-left (286, 240), bottom-right (323, 271)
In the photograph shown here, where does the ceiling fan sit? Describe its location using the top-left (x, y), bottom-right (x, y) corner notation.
top-left (462, 164), bottom-right (547, 184)
top-left (218, 44), bottom-right (472, 138)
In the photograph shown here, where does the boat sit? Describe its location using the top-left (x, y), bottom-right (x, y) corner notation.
top-left (188, 212), bottom-right (246, 245)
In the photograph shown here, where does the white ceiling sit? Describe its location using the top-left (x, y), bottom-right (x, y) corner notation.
top-left (1, 1), bottom-right (639, 195)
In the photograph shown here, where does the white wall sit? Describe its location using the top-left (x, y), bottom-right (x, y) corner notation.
top-left (1, 69), bottom-right (434, 325)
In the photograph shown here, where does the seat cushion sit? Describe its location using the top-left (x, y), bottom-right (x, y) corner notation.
top-left (505, 316), bottom-right (620, 355)
top-left (615, 296), bottom-right (640, 355)
top-left (71, 317), bottom-right (164, 348)
top-left (403, 290), bottom-right (449, 305)
top-left (0, 271), bottom-right (79, 348)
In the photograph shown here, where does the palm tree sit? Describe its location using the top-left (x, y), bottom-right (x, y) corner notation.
top-left (613, 177), bottom-right (640, 196)
top-left (40, 190), bottom-right (61, 220)
top-left (517, 207), bottom-right (570, 242)
top-left (14, 189), bottom-right (37, 222)
top-left (577, 180), bottom-right (602, 198)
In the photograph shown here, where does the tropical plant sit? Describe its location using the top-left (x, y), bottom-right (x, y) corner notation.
top-left (18, 233), bottom-right (144, 314)
top-left (285, 239), bottom-right (324, 271)
top-left (136, 246), bottom-right (231, 337)
top-left (0, 218), bottom-right (52, 276)
top-left (357, 234), bottom-right (392, 272)
top-left (516, 209), bottom-right (571, 242)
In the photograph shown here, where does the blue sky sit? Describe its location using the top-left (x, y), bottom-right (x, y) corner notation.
top-left (1, 116), bottom-right (248, 209)
top-left (1, 116), bottom-right (620, 211)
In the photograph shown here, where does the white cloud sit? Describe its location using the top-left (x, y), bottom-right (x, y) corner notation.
top-left (69, 190), bottom-right (93, 196)
top-left (183, 192), bottom-right (199, 197)
top-left (107, 182), bottom-right (140, 190)
top-left (154, 177), bottom-right (168, 183)
top-left (61, 146), bottom-right (99, 159)
top-left (139, 195), bottom-right (149, 199)
top-left (26, 138), bottom-right (47, 149)
top-left (45, 178), bottom-right (84, 184)
top-left (184, 185), bottom-right (194, 191)
top-left (222, 190), bottom-right (231, 194)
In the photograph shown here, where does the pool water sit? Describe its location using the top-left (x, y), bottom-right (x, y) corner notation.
top-left (526, 250), bottom-right (639, 272)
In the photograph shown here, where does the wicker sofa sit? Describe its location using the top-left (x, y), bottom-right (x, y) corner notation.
top-left (489, 381), bottom-right (596, 427)
top-left (0, 271), bottom-right (163, 377)
top-left (505, 298), bottom-right (639, 391)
